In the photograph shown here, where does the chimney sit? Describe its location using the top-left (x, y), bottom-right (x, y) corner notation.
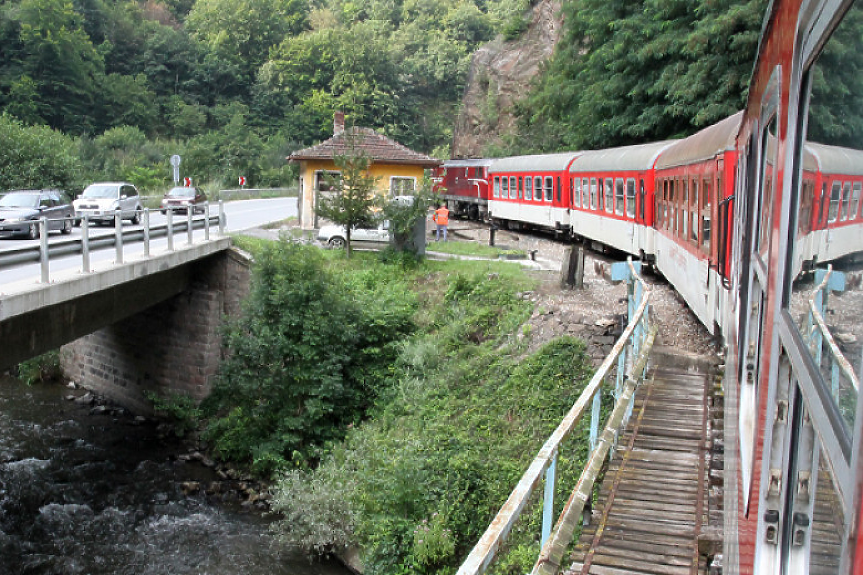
top-left (334, 111), bottom-right (345, 136)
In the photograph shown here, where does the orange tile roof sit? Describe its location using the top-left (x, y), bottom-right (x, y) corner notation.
top-left (288, 127), bottom-right (441, 167)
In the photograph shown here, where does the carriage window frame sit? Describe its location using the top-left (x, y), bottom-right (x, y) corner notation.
top-left (544, 176), bottom-right (553, 202)
top-left (493, 176), bottom-right (500, 198)
top-left (525, 176), bottom-right (533, 201)
top-left (626, 178), bottom-right (636, 218)
top-left (509, 176), bottom-right (517, 200)
top-left (502, 176), bottom-right (509, 199)
top-left (614, 178), bottom-right (625, 216)
top-left (691, 179), bottom-right (699, 243)
top-left (573, 178), bottom-right (581, 208)
top-left (604, 177), bottom-right (613, 213)
top-left (590, 178), bottom-right (598, 210)
top-left (581, 178), bottom-right (589, 208)
top-left (827, 180), bottom-right (841, 222)
top-left (840, 181), bottom-right (852, 220)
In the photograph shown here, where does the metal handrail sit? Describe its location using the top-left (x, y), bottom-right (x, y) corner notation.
top-left (808, 265), bottom-right (860, 391)
top-left (1, 201), bottom-right (226, 283)
top-left (456, 258), bottom-right (654, 575)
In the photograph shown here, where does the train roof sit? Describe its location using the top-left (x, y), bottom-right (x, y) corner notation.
top-left (804, 142), bottom-right (863, 176)
top-left (568, 141), bottom-right (677, 173)
top-left (655, 111), bottom-right (743, 169)
top-left (442, 158), bottom-right (495, 168)
top-left (488, 152), bottom-right (582, 173)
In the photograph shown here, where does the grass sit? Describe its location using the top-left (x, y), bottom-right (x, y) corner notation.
top-left (427, 239), bottom-right (526, 259)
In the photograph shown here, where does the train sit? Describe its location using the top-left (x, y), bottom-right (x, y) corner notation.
top-left (436, 115), bottom-right (863, 337)
top-left (439, 0), bottom-right (863, 571)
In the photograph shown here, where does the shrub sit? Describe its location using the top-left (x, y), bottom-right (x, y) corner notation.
top-left (203, 242), bottom-right (416, 475)
top-left (16, 350), bottom-right (63, 385)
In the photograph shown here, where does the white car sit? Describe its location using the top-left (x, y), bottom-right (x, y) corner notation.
top-left (317, 221), bottom-right (391, 248)
top-left (73, 182), bottom-right (143, 225)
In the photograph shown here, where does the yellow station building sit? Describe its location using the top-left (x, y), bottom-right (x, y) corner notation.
top-left (288, 112), bottom-right (441, 230)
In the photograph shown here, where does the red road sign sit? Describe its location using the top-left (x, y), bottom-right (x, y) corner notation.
top-left (239, 176), bottom-right (246, 186)
top-left (183, 177), bottom-right (192, 186)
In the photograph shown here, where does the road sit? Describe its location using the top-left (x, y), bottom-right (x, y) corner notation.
top-left (0, 197), bottom-right (297, 288)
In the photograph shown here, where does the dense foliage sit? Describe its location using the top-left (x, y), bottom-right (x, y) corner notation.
top-left (202, 242), bottom-right (416, 475)
top-left (514, 0), bottom-right (769, 152)
top-left (269, 263), bottom-right (601, 575)
top-left (0, 0), bottom-right (525, 190)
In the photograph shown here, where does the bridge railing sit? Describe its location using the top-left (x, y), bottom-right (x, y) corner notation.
top-left (4, 202), bottom-right (226, 284)
top-left (807, 265), bottom-right (859, 427)
top-left (456, 258), bottom-right (657, 575)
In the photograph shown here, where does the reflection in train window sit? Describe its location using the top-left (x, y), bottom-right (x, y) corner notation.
top-left (787, 1), bottom-right (863, 441)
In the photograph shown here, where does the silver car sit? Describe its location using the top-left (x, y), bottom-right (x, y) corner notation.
top-left (73, 182), bottom-right (143, 225)
top-left (317, 220), bottom-right (391, 248)
top-left (0, 190), bottom-right (75, 239)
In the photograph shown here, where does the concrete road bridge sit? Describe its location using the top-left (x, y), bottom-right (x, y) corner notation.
top-left (0, 198), bottom-right (296, 412)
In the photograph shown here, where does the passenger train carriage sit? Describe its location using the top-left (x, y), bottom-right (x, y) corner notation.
top-left (566, 141), bottom-right (674, 259)
top-left (653, 113), bottom-right (741, 335)
top-left (488, 152), bottom-right (580, 233)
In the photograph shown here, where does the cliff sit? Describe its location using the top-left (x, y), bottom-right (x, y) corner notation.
top-left (451, 0), bottom-right (563, 158)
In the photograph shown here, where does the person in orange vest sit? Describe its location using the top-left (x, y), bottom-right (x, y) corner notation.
top-left (433, 203), bottom-right (450, 241)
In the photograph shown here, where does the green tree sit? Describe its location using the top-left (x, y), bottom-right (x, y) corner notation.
top-left (517, 0), bottom-right (767, 152)
top-left (186, 0), bottom-right (309, 81)
top-left (203, 242), bottom-right (416, 476)
top-left (10, 0), bottom-right (105, 133)
top-left (0, 113), bottom-right (81, 190)
top-left (314, 139), bottom-right (383, 258)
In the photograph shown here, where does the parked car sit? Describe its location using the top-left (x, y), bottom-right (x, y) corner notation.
top-left (317, 220), bottom-right (391, 248)
top-left (73, 182), bottom-right (142, 225)
top-left (160, 186), bottom-right (207, 215)
top-left (0, 189), bottom-right (74, 239)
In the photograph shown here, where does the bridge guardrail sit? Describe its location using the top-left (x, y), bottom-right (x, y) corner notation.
top-left (456, 258), bottom-right (656, 575)
top-left (1, 201), bottom-right (226, 283)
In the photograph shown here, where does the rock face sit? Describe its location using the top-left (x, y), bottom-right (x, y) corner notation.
top-left (452, 0), bottom-right (562, 158)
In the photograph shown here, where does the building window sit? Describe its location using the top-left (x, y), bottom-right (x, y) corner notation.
top-left (390, 176), bottom-right (415, 196)
top-left (315, 170), bottom-right (341, 192)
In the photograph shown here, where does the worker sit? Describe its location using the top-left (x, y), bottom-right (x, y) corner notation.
top-left (433, 203), bottom-right (449, 241)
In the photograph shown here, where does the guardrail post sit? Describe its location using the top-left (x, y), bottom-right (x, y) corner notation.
top-left (167, 208), bottom-right (174, 251)
top-left (204, 202), bottom-right (210, 241)
top-left (114, 211), bottom-right (123, 264)
top-left (82, 216), bottom-right (90, 273)
top-left (187, 208), bottom-right (193, 245)
top-left (219, 200), bottom-right (225, 235)
top-left (541, 455), bottom-right (557, 546)
top-left (143, 209), bottom-right (150, 258)
top-left (39, 217), bottom-right (49, 283)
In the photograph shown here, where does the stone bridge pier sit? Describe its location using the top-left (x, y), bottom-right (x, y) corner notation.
top-left (60, 249), bottom-right (251, 414)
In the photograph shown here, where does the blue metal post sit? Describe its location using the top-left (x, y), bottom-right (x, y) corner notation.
top-left (541, 455), bottom-right (556, 546)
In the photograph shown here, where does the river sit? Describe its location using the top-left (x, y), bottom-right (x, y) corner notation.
top-left (0, 375), bottom-right (351, 575)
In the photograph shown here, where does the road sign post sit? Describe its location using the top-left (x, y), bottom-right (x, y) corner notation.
top-left (171, 155), bottom-right (181, 184)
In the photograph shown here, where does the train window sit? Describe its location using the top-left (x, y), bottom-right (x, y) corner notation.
top-left (557, 177), bottom-right (562, 203)
top-left (604, 178), bottom-right (613, 212)
top-left (827, 181), bottom-right (841, 222)
top-left (518, 177), bottom-right (524, 200)
top-left (534, 177), bottom-right (542, 201)
top-left (582, 178), bottom-right (589, 207)
top-left (786, 1), bottom-right (863, 454)
top-left (493, 177), bottom-right (500, 198)
top-left (756, 116), bottom-right (777, 258)
top-left (614, 178), bottom-right (624, 215)
top-left (573, 178), bottom-right (581, 208)
top-left (525, 177), bottom-right (532, 201)
top-left (702, 178), bottom-right (711, 251)
top-left (509, 176), bottom-right (517, 199)
top-left (840, 181), bottom-right (852, 220)
top-left (544, 177), bottom-right (553, 201)
top-left (501, 176), bottom-right (508, 199)
top-left (691, 180), bottom-right (699, 243)
top-left (626, 179), bottom-right (636, 218)
top-left (638, 180), bottom-right (645, 221)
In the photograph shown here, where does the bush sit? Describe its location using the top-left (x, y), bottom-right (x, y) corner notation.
top-left (270, 261), bottom-right (598, 575)
top-left (16, 350), bottom-right (64, 385)
top-left (203, 242), bottom-right (417, 476)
